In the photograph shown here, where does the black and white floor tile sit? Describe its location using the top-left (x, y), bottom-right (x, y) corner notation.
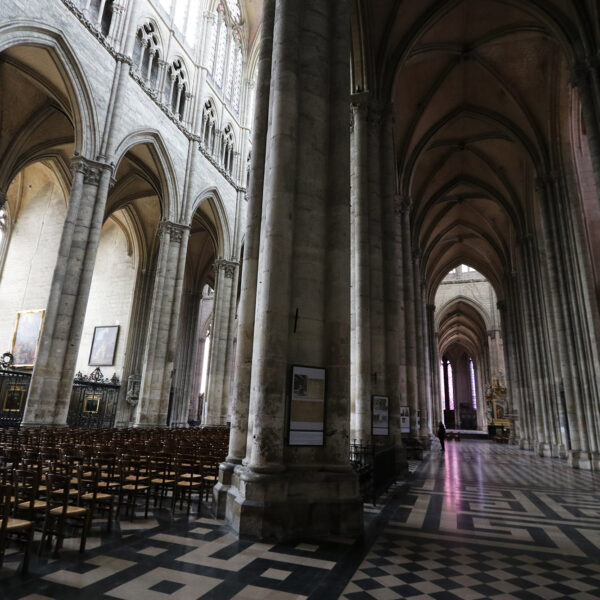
top-left (341, 441), bottom-right (600, 600)
top-left (2, 441), bottom-right (599, 600)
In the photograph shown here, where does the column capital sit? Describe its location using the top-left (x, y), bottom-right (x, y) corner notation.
top-left (214, 258), bottom-right (239, 279)
top-left (159, 220), bottom-right (190, 243)
top-left (70, 154), bottom-right (113, 185)
top-left (570, 53), bottom-right (600, 88)
top-left (516, 233), bottom-right (534, 248)
top-left (535, 171), bottom-right (561, 192)
top-left (203, 10), bottom-right (216, 23)
top-left (393, 194), bottom-right (412, 215)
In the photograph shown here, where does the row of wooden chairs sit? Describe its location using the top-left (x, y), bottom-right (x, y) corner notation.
top-left (0, 426), bottom-right (230, 574)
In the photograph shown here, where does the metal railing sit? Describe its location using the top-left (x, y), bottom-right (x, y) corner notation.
top-left (350, 438), bottom-right (397, 505)
top-left (66, 368), bottom-right (120, 429)
top-left (0, 354), bottom-right (32, 428)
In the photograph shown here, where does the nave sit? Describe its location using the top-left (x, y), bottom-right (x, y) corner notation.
top-left (2, 441), bottom-right (599, 600)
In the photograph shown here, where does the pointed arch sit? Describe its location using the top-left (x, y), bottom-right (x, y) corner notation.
top-left (187, 186), bottom-right (232, 258)
top-left (0, 20), bottom-right (99, 160)
top-left (112, 130), bottom-right (179, 222)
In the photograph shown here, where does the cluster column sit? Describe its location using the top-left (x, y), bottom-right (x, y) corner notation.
top-left (223, 0), bottom-right (362, 541)
top-left (23, 156), bottom-right (113, 426)
top-left (203, 258), bottom-right (238, 425)
top-left (135, 220), bottom-right (189, 426)
top-left (213, 0), bottom-right (276, 518)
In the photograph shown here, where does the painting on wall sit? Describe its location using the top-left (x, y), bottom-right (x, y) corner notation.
top-left (11, 309), bottom-right (45, 367)
top-left (288, 365), bottom-right (326, 446)
top-left (2, 384), bottom-right (26, 412)
top-left (83, 393), bottom-right (101, 413)
top-left (372, 395), bottom-right (389, 436)
top-left (89, 325), bottom-right (119, 366)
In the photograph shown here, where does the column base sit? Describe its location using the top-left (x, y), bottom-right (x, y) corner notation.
top-left (568, 450), bottom-right (593, 470)
top-left (225, 465), bottom-right (363, 542)
top-left (551, 444), bottom-right (567, 459)
top-left (537, 442), bottom-right (552, 457)
top-left (213, 460), bottom-right (239, 519)
top-left (20, 421), bottom-right (69, 428)
top-left (419, 435), bottom-right (432, 450)
top-left (394, 446), bottom-right (409, 478)
top-left (519, 438), bottom-right (531, 450)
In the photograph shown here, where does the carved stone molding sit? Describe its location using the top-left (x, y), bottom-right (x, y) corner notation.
top-left (70, 155), bottom-right (113, 186)
top-left (394, 194), bottom-right (413, 216)
top-left (159, 220), bottom-right (190, 244)
top-left (570, 53), bottom-right (600, 88)
top-left (215, 258), bottom-right (239, 279)
top-left (58, 0), bottom-right (246, 196)
top-left (535, 171), bottom-right (561, 192)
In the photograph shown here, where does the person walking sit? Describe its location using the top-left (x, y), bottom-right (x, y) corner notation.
top-left (437, 422), bottom-right (446, 452)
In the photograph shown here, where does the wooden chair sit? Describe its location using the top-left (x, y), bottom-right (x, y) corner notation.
top-left (13, 468), bottom-right (47, 523)
top-left (172, 454), bottom-right (203, 514)
top-left (117, 456), bottom-right (150, 520)
top-left (0, 483), bottom-right (35, 574)
top-left (149, 453), bottom-right (176, 510)
top-left (39, 473), bottom-right (89, 557)
top-left (77, 464), bottom-right (114, 533)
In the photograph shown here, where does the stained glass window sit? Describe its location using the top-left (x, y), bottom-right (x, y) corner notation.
top-left (225, 45), bottom-right (236, 100)
top-left (440, 361), bottom-right (445, 412)
top-left (225, 0), bottom-right (241, 23)
top-left (207, 11), bottom-right (219, 74)
top-left (232, 46), bottom-right (243, 111)
top-left (0, 204), bottom-right (7, 266)
top-left (448, 362), bottom-right (455, 411)
top-left (214, 15), bottom-right (228, 86)
top-left (469, 358), bottom-right (477, 410)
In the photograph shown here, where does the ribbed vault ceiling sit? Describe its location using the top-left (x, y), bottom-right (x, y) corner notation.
top-left (364, 0), bottom-right (583, 301)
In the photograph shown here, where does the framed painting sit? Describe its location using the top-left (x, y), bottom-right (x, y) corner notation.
top-left (11, 309), bottom-right (45, 367)
top-left (2, 385), bottom-right (26, 412)
top-left (89, 325), bottom-right (119, 366)
top-left (288, 365), bottom-right (326, 446)
top-left (372, 395), bottom-right (389, 436)
top-left (83, 393), bottom-right (101, 413)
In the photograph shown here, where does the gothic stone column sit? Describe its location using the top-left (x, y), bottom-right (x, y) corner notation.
top-left (224, 0), bottom-right (361, 541)
top-left (135, 220), bottom-right (189, 426)
top-left (214, 0), bottom-right (276, 519)
top-left (171, 290), bottom-right (202, 426)
top-left (23, 155), bottom-right (113, 425)
top-left (350, 97), bottom-right (371, 443)
top-left (204, 258), bottom-right (238, 425)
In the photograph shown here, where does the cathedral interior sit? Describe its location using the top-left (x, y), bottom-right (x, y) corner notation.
top-left (0, 0), bottom-right (600, 598)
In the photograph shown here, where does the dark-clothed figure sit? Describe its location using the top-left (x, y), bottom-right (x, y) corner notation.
top-left (437, 422), bottom-right (446, 452)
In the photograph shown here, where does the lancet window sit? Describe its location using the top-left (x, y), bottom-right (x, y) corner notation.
top-left (165, 59), bottom-right (187, 121)
top-left (133, 23), bottom-right (161, 89)
top-left (201, 101), bottom-right (217, 155)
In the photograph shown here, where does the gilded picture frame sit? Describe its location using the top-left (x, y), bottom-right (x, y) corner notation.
top-left (11, 309), bottom-right (45, 367)
top-left (83, 393), bottom-right (101, 413)
top-left (2, 385), bottom-right (26, 412)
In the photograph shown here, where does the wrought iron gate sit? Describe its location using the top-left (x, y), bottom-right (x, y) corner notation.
top-left (0, 353), bottom-right (31, 428)
top-left (67, 368), bottom-right (120, 428)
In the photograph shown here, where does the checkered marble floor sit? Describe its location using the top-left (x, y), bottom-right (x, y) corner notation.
top-left (341, 441), bottom-right (600, 600)
top-left (2, 442), bottom-right (600, 599)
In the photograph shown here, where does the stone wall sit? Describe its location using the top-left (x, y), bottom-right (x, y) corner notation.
top-left (0, 163), bottom-right (66, 357)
